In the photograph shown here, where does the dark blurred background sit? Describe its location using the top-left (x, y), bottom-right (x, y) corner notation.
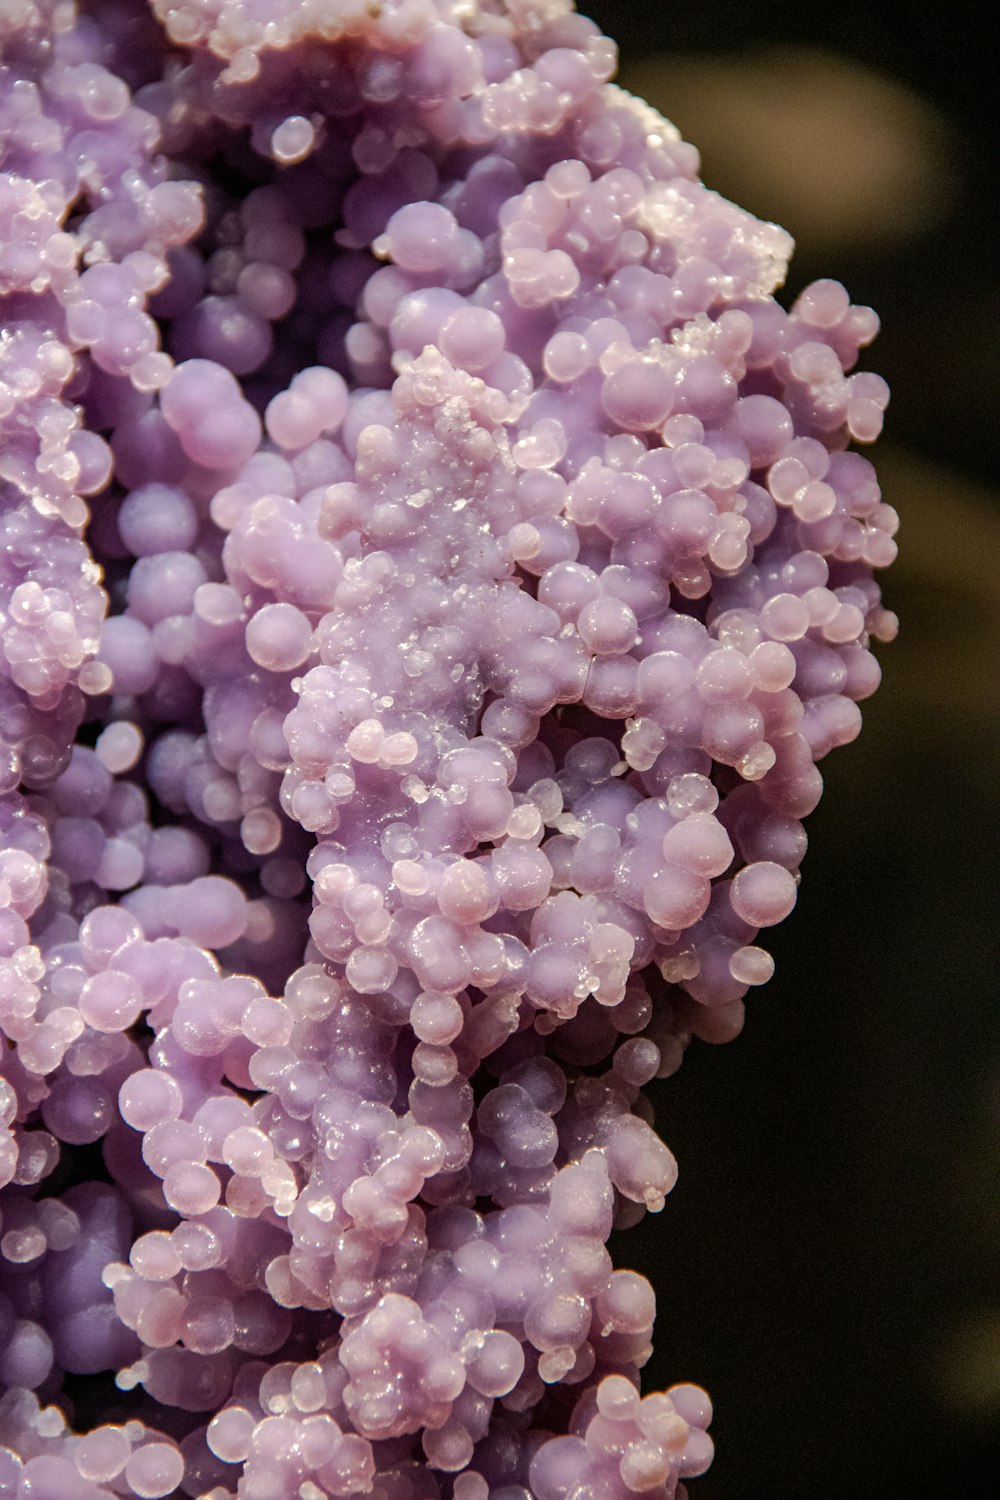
top-left (583, 3), bottom-right (1000, 1497)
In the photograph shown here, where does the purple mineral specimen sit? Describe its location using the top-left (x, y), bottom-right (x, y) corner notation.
top-left (0, 1), bottom-right (896, 1496)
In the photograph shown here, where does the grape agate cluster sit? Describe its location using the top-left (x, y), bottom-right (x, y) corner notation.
top-left (0, 0), bottom-right (896, 1496)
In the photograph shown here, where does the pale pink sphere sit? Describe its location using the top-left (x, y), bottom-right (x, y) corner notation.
top-left (730, 861), bottom-right (799, 926)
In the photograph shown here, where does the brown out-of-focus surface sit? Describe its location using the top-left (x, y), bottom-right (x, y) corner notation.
top-left (625, 46), bottom-right (960, 254)
top-left (576, 4), bottom-right (1000, 1497)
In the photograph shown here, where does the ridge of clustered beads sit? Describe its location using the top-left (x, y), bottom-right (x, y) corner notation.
top-left (0, 0), bottom-right (896, 1496)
